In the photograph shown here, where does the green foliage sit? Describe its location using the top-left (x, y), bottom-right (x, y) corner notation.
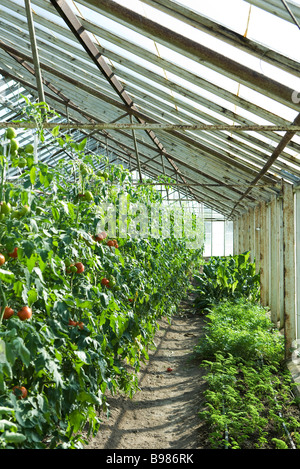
top-left (194, 299), bottom-right (284, 363)
top-left (196, 300), bottom-right (300, 449)
top-left (193, 252), bottom-right (260, 311)
top-left (0, 106), bottom-right (203, 448)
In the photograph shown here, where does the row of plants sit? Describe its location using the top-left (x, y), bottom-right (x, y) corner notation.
top-left (0, 101), bottom-right (203, 448)
top-left (193, 252), bottom-right (260, 312)
top-left (193, 257), bottom-right (300, 449)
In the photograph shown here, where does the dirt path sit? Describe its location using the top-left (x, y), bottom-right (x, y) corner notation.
top-left (86, 298), bottom-right (208, 450)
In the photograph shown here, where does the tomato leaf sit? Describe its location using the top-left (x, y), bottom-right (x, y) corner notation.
top-left (30, 166), bottom-right (36, 185)
top-left (12, 337), bottom-right (31, 367)
top-left (51, 125), bottom-right (60, 137)
top-left (0, 269), bottom-right (15, 283)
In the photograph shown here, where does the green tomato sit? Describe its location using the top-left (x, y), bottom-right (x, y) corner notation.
top-left (17, 205), bottom-right (30, 217)
top-left (9, 139), bottom-right (19, 153)
top-left (0, 201), bottom-right (11, 215)
top-left (6, 127), bottom-right (17, 140)
top-left (25, 143), bottom-right (34, 154)
top-left (11, 210), bottom-right (19, 219)
top-left (10, 151), bottom-right (18, 161)
top-left (84, 191), bottom-right (94, 202)
top-left (79, 163), bottom-right (89, 176)
top-left (17, 158), bottom-right (27, 168)
top-left (109, 277), bottom-right (116, 287)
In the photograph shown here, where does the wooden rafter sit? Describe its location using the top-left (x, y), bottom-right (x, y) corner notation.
top-left (48, 0), bottom-right (205, 203)
top-left (80, 0), bottom-right (300, 111)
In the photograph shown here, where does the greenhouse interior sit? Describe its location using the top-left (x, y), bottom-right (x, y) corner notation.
top-left (0, 0), bottom-right (300, 451)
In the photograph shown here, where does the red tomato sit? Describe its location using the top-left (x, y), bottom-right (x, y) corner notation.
top-left (17, 306), bottom-right (32, 321)
top-left (8, 247), bottom-right (18, 258)
top-left (13, 386), bottom-right (28, 399)
top-left (68, 319), bottom-right (77, 326)
top-left (75, 262), bottom-right (84, 274)
top-left (3, 306), bottom-right (14, 319)
top-left (95, 233), bottom-right (104, 242)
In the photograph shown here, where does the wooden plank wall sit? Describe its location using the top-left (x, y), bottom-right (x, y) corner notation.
top-left (233, 181), bottom-right (297, 358)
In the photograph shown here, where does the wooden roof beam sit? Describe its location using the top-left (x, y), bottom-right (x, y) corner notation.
top-left (229, 111), bottom-right (300, 217)
top-left (139, 0), bottom-right (300, 77)
top-left (48, 0), bottom-right (210, 203)
top-left (80, 0), bottom-right (300, 111)
top-left (24, 0), bottom-right (46, 108)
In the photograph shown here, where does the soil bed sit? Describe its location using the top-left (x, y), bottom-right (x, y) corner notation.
top-left (86, 299), bottom-right (209, 449)
top-left (85, 296), bottom-right (300, 451)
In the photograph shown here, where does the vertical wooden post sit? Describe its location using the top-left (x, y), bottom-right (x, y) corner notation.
top-left (266, 202), bottom-right (270, 307)
top-left (254, 203), bottom-right (261, 275)
top-left (283, 181), bottom-right (296, 357)
top-left (249, 207), bottom-right (255, 262)
top-left (260, 201), bottom-right (268, 307)
top-left (277, 195), bottom-right (285, 328)
top-left (239, 213), bottom-right (244, 252)
top-left (238, 216), bottom-right (242, 254)
top-left (270, 196), bottom-right (278, 324)
top-left (242, 212), bottom-right (247, 252)
top-left (234, 218), bottom-right (239, 255)
top-left (295, 188), bottom-right (300, 340)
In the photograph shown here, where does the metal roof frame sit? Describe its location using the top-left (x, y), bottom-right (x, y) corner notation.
top-left (0, 0), bottom-right (299, 218)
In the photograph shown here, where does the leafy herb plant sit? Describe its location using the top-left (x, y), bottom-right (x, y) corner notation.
top-left (196, 300), bottom-right (300, 449)
top-left (193, 252), bottom-right (260, 311)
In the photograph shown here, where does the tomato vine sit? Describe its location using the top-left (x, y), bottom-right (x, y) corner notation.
top-left (0, 103), bottom-right (203, 448)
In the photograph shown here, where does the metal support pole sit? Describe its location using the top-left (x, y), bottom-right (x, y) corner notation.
top-left (130, 114), bottom-right (142, 182)
top-left (176, 172), bottom-right (181, 205)
top-left (24, 0), bottom-right (46, 109)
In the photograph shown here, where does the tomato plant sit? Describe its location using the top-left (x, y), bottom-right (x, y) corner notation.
top-left (0, 102), bottom-right (203, 449)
